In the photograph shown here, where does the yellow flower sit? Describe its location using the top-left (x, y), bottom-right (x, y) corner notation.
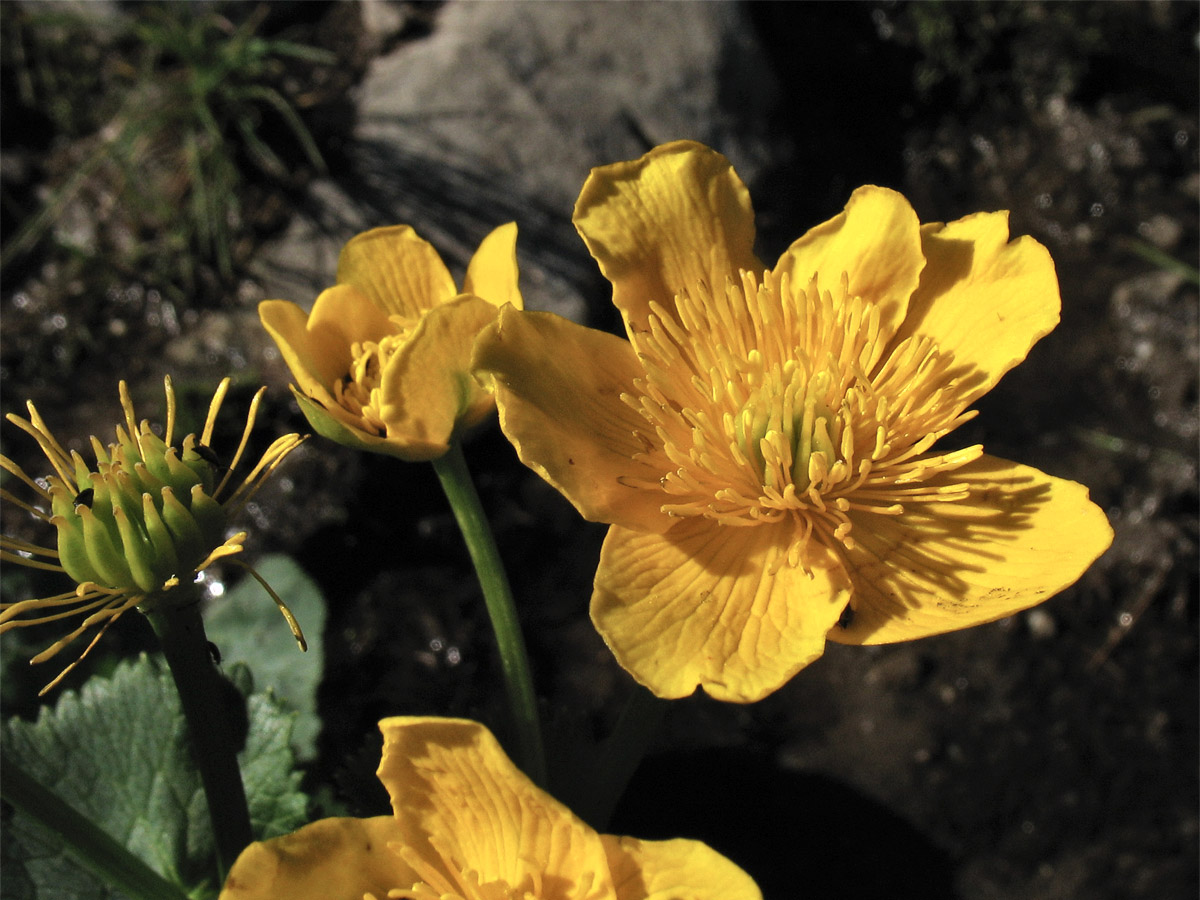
top-left (260, 222), bottom-right (522, 461)
top-left (220, 716), bottom-right (760, 900)
top-left (0, 376), bottom-right (305, 693)
top-left (473, 140), bottom-right (1114, 703)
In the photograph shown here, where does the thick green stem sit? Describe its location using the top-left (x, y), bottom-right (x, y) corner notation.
top-left (1, 759), bottom-right (191, 900)
top-left (432, 441), bottom-right (547, 788)
top-left (147, 597), bottom-right (252, 880)
top-left (577, 685), bottom-right (668, 830)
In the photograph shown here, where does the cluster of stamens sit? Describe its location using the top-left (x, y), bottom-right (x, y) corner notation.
top-left (623, 269), bottom-right (981, 567)
top-left (332, 315), bottom-right (416, 434)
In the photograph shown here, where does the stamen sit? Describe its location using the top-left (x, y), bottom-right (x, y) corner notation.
top-left (0, 455), bottom-right (53, 504)
top-left (228, 558), bottom-right (307, 652)
top-left (329, 319), bottom-right (415, 436)
top-left (623, 267), bottom-right (981, 568)
top-left (164, 375), bottom-right (177, 447)
top-left (35, 594), bottom-right (142, 696)
top-left (7, 414), bottom-right (77, 494)
top-left (215, 385), bottom-right (266, 500)
top-left (24, 403), bottom-right (75, 481)
top-left (224, 434), bottom-right (308, 511)
top-left (0, 535), bottom-right (59, 558)
top-left (0, 487), bottom-right (52, 522)
top-left (201, 378), bottom-right (231, 447)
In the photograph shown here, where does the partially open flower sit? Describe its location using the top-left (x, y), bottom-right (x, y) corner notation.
top-left (260, 222), bottom-right (522, 461)
top-left (0, 377), bottom-right (305, 693)
top-left (220, 717), bottom-right (761, 900)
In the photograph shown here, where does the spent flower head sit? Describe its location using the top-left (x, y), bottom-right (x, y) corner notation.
top-left (1, 376), bottom-right (305, 693)
top-left (260, 222), bottom-right (522, 461)
top-left (474, 140), bottom-right (1114, 703)
top-left (220, 717), bottom-right (761, 900)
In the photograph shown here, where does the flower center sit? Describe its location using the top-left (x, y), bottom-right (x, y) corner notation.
top-left (624, 269), bottom-right (981, 564)
top-left (333, 315), bottom-right (416, 434)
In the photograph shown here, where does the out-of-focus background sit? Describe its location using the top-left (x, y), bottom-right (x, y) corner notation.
top-left (2, 2), bottom-right (1196, 898)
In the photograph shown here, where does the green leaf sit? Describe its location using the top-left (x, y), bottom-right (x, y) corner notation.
top-left (203, 554), bottom-right (326, 760)
top-left (2, 759), bottom-right (189, 900)
top-left (1, 653), bottom-right (310, 899)
top-left (241, 689), bottom-right (309, 842)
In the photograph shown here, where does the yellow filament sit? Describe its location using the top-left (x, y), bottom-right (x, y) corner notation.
top-left (228, 557), bottom-right (307, 652)
top-left (224, 433), bottom-right (307, 512)
top-left (214, 385), bottom-right (266, 500)
top-left (163, 375), bottom-right (177, 446)
top-left (626, 268), bottom-right (979, 562)
top-left (7, 413), bottom-right (77, 494)
top-left (1, 454), bottom-right (54, 504)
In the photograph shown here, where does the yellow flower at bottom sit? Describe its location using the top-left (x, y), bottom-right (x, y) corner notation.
top-left (0, 377), bottom-right (305, 693)
top-left (220, 717), bottom-right (760, 900)
top-left (260, 222), bottom-right (522, 461)
top-left (472, 140), bottom-right (1114, 703)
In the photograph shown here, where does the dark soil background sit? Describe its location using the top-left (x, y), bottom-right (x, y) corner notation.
top-left (2, 3), bottom-right (1196, 899)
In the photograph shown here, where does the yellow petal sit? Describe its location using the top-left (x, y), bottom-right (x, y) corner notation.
top-left (830, 454), bottom-right (1114, 645)
top-left (219, 816), bottom-right (412, 900)
top-left (885, 211), bottom-right (1060, 406)
top-left (464, 222), bottom-right (523, 310)
top-left (337, 224), bottom-right (457, 318)
top-left (573, 140), bottom-right (762, 333)
top-left (772, 185), bottom-right (924, 355)
top-left (378, 295), bottom-right (500, 459)
top-left (591, 519), bottom-right (853, 703)
top-left (260, 286), bottom-right (396, 395)
top-left (309, 281), bottom-right (398, 350)
top-left (259, 298), bottom-right (343, 401)
top-left (376, 717), bottom-right (615, 899)
top-left (472, 306), bottom-right (675, 534)
top-left (602, 834), bottom-right (762, 900)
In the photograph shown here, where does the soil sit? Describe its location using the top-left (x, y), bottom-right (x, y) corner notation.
top-left (1, 3), bottom-right (1196, 899)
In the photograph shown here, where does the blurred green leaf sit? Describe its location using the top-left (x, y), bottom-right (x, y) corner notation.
top-left (1124, 238), bottom-right (1200, 286)
top-left (1, 653), bottom-right (310, 899)
top-left (204, 554), bottom-right (326, 761)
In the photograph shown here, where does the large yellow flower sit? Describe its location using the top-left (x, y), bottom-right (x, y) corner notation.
top-left (260, 223), bottom-right (522, 461)
top-left (0, 377), bottom-right (305, 693)
top-left (473, 140), bottom-right (1114, 703)
top-left (219, 717), bottom-right (760, 900)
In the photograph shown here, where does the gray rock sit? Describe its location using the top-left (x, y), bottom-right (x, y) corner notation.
top-left (253, 0), bottom-right (779, 321)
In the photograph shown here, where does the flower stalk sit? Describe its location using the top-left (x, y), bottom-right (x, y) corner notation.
top-left (146, 591), bottom-right (252, 880)
top-left (430, 441), bottom-right (547, 789)
top-left (577, 685), bottom-right (667, 831)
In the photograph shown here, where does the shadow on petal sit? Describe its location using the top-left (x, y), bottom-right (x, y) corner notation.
top-left (833, 455), bottom-right (1112, 644)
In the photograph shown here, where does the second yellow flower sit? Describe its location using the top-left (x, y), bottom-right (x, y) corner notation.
top-left (260, 223), bottom-right (522, 460)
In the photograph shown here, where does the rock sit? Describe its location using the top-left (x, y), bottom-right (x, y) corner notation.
top-left (252, 0), bottom-right (779, 321)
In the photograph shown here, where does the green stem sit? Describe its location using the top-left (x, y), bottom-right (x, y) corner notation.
top-left (1, 758), bottom-right (190, 900)
top-left (578, 685), bottom-right (668, 830)
top-left (432, 441), bottom-right (547, 788)
top-left (147, 597), bottom-right (252, 881)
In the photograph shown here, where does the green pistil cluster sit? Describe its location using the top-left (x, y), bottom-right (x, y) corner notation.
top-left (733, 367), bottom-right (839, 493)
top-left (49, 427), bottom-right (226, 596)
